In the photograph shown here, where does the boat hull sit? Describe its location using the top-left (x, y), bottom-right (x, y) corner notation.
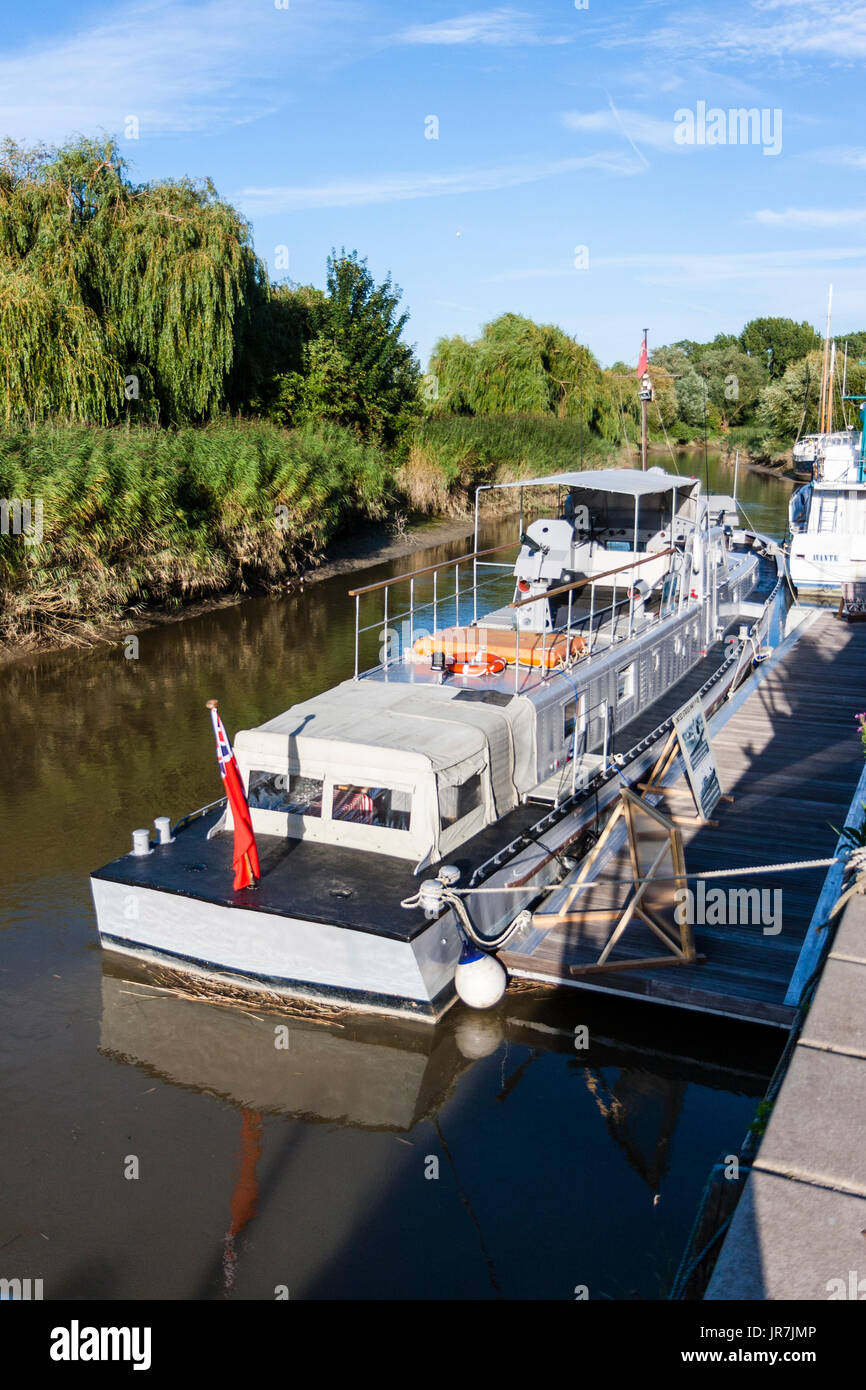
top-left (91, 875), bottom-right (463, 1021)
top-left (789, 535), bottom-right (866, 592)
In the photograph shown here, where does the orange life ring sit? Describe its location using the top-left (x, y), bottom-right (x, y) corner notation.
top-left (449, 654), bottom-right (507, 677)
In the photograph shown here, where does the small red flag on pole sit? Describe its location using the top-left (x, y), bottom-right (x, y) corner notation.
top-left (207, 699), bottom-right (261, 891)
top-left (636, 331), bottom-right (648, 380)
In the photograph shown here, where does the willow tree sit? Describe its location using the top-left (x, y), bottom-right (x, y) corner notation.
top-left (428, 314), bottom-right (620, 439)
top-left (0, 136), bottom-right (267, 424)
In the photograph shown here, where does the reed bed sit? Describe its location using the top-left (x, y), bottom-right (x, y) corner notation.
top-left (2, 413), bottom-right (620, 649)
top-left (0, 418), bottom-right (394, 646)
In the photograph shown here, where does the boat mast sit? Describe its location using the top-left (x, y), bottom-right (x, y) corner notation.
top-left (819, 284), bottom-right (833, 433)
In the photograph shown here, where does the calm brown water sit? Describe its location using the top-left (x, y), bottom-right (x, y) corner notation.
top-left (0, 455), bottom-right (791, 1299)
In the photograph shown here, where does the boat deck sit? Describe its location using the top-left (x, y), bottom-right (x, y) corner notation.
top-left (500, 611), bottom-right (866, 1027)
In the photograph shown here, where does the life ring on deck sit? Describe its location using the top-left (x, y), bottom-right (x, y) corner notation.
top-left (449, 654), bottom-right (507, 677)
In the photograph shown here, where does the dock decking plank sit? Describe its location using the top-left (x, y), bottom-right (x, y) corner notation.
top-left (501, 612), bottom-right (866, 1026)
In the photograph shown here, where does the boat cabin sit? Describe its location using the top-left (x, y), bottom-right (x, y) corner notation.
top-left (221, 468), bottom-right (754, 867)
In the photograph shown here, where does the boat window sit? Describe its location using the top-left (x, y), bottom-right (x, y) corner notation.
top-left (440, 773), bottom-right (483, 828)
top-left (660, 570), bottom-right (679, 617)
top-left (248, 771), bottom-right (323, 817)
top-left (617, 665), bottom-right (634, 703)
top-left (563, 698), bottom-right (577, 741)
top-left (332, 784), bottom-right (412, 830)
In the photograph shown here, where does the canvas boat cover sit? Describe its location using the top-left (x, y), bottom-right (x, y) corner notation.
top-left (232, 678), bottom-right (537, 863)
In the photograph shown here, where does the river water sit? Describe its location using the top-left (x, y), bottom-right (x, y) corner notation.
top-left (0, 453), bottom-right (793, 1300)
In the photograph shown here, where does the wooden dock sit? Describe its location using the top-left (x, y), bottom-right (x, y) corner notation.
top-left (500, 610), bottom-right (866, 1027)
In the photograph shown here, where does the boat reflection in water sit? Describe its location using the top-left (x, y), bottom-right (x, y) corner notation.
top-left (98, 962), bottom-right (777, 1299)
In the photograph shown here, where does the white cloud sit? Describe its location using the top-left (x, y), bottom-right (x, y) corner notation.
top-left (598, 0), bottom-right (866, 63)
top-left (814, 147), bottom-right (866, 170)
top-left (0, 0), bottom-right (365, 143)
top-left (752, 207), bottom-right (866, 228)
top-left (397, 8), bottom-right (567, 48)
top-left (237, 152), bottom-right (643, 214)
top-left (487, 246), bottom-right (866, 290)
top-left (562, 107), bottom-right (683, 155)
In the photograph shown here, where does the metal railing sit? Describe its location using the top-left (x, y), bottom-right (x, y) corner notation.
top-left (466, 633), bottom-right (748, 888)
top-left (347, 540), bottom-right (517, 679)
top-left (347, 538), bottom-right (685, 689)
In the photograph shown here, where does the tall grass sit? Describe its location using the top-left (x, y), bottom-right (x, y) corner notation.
top-left (1, 412), bottom-right (631, 650)
top-left (400, 414), bottom-right (619, 514)
top-left (0, 419), bottom-right (394, 645)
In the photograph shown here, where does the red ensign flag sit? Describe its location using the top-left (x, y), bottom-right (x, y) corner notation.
top-left (636, 333), bottom-right (648, 379)
top-left (208, 702), bottom-right (261, 890)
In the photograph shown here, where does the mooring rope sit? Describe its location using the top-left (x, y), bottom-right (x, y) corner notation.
top-left (443, 846), bottom-right (866, 933)
top-left (406, 840), bottom-right (866, 950)
top-left (400, 883), bottom-right (524, 950)
top-left (448, 856), bottom-right (840, 893)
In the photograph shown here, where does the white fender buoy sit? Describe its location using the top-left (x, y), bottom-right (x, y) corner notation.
top-left (454, 942), bottom-right (507, 1010)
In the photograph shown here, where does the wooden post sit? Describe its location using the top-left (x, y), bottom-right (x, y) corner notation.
top-left (641, 396), bottom-right (648, 472)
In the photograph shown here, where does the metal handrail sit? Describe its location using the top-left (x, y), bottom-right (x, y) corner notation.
top-left (171, 797), bottom-right (227, 836)
top-left (347, 540), bottom-right (517, 597)
top-left (354, 567), bottom-right (509, 642)
top-left (466, 636), bottom-right (747, 888)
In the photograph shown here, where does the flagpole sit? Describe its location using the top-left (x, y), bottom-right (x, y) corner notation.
top-left (206, 698), bottom-right (260, 891)
top-left (639, 328), bottom-right (650, 472)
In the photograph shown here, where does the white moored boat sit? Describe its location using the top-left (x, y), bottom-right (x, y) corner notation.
top-left (788, 415), bottom-right (866, 593)
top-left (91, 467), bottom-right (785, 1021)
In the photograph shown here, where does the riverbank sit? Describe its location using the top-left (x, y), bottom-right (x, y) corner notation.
top-left (0, 420), bottom-right (791, 664)
top-left (0, 511), bottom-right (484, 668)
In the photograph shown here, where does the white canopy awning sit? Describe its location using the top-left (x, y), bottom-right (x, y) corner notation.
top-left (483, 467), bottom-right (698, 498)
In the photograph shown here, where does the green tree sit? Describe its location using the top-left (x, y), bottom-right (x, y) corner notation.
top-left (0, 136), bottom-right (267, 424)
top-left (833, 332), bottom-right (866, 364)
top-left (740, 317), bottom-right (822, 379)
top-left (428, 314), bottom-right (620, 438)
top-left (756, 350), bottom-right (866, 440)
top-left (649, 345), bottom-right (691, 379)
top-left (697, 345), bottom-right (766, 426)
top-left (675, 370), bottom-right (710, 428)
top-left (267, 252), bottom-right (421, 444)
top-left (320, 250), bottom-right (421, 443)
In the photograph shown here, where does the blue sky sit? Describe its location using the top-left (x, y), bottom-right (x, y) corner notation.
top-left (5, 0), bottom-right (866, 368)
